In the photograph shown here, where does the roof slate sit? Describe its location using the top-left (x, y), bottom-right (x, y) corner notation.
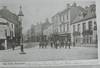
top-left (0, 8), bottom-right (19, 24)
top-left (72, 4), bottom-right (96, 24)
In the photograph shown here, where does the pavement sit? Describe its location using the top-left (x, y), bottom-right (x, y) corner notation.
top-left (0, 45), bottom-right (98, 62)
top-left (0, 43), bottom-right (98, 68)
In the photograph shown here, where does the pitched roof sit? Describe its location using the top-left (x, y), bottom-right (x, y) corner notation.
top-left (77, 6), bottom-right (87, 13)
top-left (72, 4), bottom-right (96, 24)
top-left (69, 6), bottom-right (86, 23)
top-left (60, 8), bottom-right (69, 15)
top-left (0, 7), bottom-right (19, 24)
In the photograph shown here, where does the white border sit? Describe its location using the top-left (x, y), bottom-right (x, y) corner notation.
top-left (0, 60), bottom-right (99, 67)
top-left (0, 0), bottom-right (99, 67)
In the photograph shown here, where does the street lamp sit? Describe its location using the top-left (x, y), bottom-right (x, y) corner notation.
top-left (18, 5), bottom-right (26, 54)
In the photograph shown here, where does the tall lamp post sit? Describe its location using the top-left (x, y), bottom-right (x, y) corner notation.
top-left (18, 5), bottom-right (26, 54)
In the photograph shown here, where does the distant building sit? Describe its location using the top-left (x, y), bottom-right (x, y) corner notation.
top-left (25, 29), bottom-right (32, 42)
top-left (43, 23), bottom-right (53, 41)
top-left (23, 24), bottom-right (36, 42)
top-left (33, 23), bottom-right (42, 41)
top-left (71, 4), bottom-right (97, 47)
top-left (32, 18), bottom-right (51, 42)
top-left (42, 18), bottom-right (51, 31)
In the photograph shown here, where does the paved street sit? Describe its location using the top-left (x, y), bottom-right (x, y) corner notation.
top-left (0, 44), bottom-right (98, 62)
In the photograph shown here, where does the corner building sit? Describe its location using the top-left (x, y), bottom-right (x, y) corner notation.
top-left (71, 4), bottom-right (97, 47)
top-left (52, 3), bottom-right (86, 42)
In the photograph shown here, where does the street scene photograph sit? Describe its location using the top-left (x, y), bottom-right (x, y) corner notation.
top-left (0, 0), bottom-right (98, 62)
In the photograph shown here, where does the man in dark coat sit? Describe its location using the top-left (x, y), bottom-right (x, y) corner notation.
top-left (68, 40), bottom-right (71, 49)
top-left (12, 41), bottom-right (15, 50)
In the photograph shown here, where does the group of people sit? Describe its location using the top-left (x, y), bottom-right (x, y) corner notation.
top-left (39, 39), bottom-right (71, 49)
top-left (50, 40), bottom-right (71, 49)
top-left (39, 41), bottom-right (48, 48)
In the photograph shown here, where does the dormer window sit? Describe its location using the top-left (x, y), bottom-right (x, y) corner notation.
top-left (91, 8), bottom-right (96, 16)
top-left (91, 8), bottom-right (95, 13)
top-left (82, 12), bottom-right (87, 17)
top-left (79, 12), bottom-right (83, 16)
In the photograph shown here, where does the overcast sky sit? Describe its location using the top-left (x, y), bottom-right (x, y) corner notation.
top-left (0, 0), bottom-right (95, 33)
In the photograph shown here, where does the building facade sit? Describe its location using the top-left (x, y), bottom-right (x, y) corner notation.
top-left (71, 4), bottom-right (97, 47)
top-left (34, 23), bottom-right (43, 42)
top-left (51, 3), bottom-right (86, 42)
top-left (0, 17), bottom-right (15, 49)
top-left (0, 6), bottom-right (20, 49)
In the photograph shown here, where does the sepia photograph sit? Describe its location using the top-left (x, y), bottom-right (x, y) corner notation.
top-left (0, 0), bottom-right (98, 65)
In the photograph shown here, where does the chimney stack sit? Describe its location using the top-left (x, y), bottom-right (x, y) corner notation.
top-left (72, 2), bottom-right (77, 7)
top-left (66, 3), bottom-right (70, 9)
top-left (2, 6), bottom-right (7, 9)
